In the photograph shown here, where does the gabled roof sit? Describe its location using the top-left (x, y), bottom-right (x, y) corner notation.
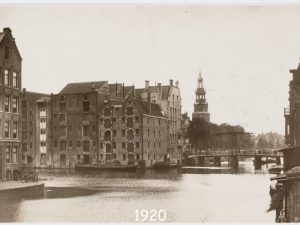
top-left (108, 83), bottom-right (135, 98)
top-left (0, 28), bottom-right (22, 60)
top-left (23, 91), bottom-right (50, 103)
top-left (135, 85), bottom-right (171, 100)
top-left (59, 81), bottom-right (107, 94)
top-left (133, 99), bottom-right (165, 118)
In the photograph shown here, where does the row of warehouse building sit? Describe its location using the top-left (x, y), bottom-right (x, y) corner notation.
top-left (0, 27), bottom-right (184, 180)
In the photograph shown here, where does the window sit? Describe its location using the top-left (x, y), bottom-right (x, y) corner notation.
top-left (159, 130), bottom-right (161, 137)
top-left (5, 147), bottom-right (10, 163)
top-left (69, 140), bottom-right (73, 147)
top-left (40, 142), bottom-right (46, 147)
top-left (154, 142), bottom-right (156, 148)
top-left (41, 118), bottom-right (46, 123)
top-left (12, 72), bottom-right (17, 88)
top-left (135, 129), bottom-right (139, 136)
top-left (59, 113), bottom-right (66, 122)
top-left (93, 141), bottom-right (96, 147)
top-left (147, 129), bottom-right (149, 137)
top-left (113, 153), bottom-right (117, 159)
top-left (4, 121), bottom-right (9, 138)
top-left (136, 153), bottom-right (140, 160)
top-left (4, 96), bottom-right (10, 112)
top-left (83, 141), bottom-right (89, 152)
top-left (68, 126), bottom-right (72, 133)
top-left (83, 100), bottom-right (90, 112)
top-left (113, 130), bottom-right (116, 137)
top-left (12, 122), bottom-right (18, 138)
top-left (59, 103), bottom-right (66, 112)
top-left (60, 140), bottom-right (66, 151)
top-left (121, 117), bottom-right (125, 123)
top-left (159, 142), bottom-right (161, 148)
top-left (83, 125), bottom-right (89, 136)
top-left (122, 142), bottom-right (126, 149)
top-left (135, 117), bottom-right (139, 122)
top-left (12, 97), bottom-right (18, 113)
top-left (158, 119), bottom-right (161, 125)
top-left (112, 118), bottom-right (116, 122)
top-left (4, 70), bottom-right (9, 86)
top-left (100, 143), bottom-right (103, 149)
top-left (136, 142), bottom-right (139, 148)
top-left (4, 46), bottom-right (10, 59)
top-left (12, 147), bottom-right (17, 163)
top-left (77, 141), bottom-right (81, 147)
top-left (113, 142), bottom-right (116, 149)
top-left (122, 130), bottom-right (125, 136)
top-left (123, 154), bottom-right (126, 160)
top-left (148, 141), bottom-right (150, 148)
top-left (59, 126), bottom-right (66, 136)
top-left (54, 141), bottom-right (57, 147)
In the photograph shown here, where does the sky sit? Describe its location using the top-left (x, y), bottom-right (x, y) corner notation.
top-left (0, 5), bottom-right (299, 135)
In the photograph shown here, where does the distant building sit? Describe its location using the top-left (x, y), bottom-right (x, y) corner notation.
top-left (0, 28), bottom-right (22, 180)
top-left (135, 80), bottom-right (183, 163)
top-left (192, 72), bottom-right (210, 122)
top-left (98, 97), bottom-right (168, 167)
top-left (21, 90), bottom-right (51, 167)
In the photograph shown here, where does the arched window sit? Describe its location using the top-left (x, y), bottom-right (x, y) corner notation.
top-left (126, 117), bottom-right (134, 128)
top-left (104, 118), bottom-right (112, 128)
top-left (104, 130), bottom-right (112, 141)
top-left (127, 107), bottom-right (133, 116)
top-left (127, 130), bottom-right (134, 140)
top-left (127, 142), bottom-right (134, 152)
top-left (104, 107), bottom-right (111, 117)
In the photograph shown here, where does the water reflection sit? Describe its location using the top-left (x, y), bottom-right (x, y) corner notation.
top-left (0, 160), bottom-right (276, 223)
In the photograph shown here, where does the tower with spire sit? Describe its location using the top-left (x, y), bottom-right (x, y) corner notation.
top-left (192, 71), bottom-right (210, 121)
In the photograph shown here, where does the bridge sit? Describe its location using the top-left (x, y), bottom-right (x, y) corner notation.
top-left (189, 149), bottom-right (283, 158)
top-left (186, 149), bottom-right (283, 169)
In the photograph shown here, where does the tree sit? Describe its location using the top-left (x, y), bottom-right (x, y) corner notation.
top-left (186, 117), bottom-right (210, 155)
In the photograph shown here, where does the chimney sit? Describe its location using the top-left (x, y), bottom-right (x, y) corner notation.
top-left (169, 79), bottom-right (173, 87)
top-left (115, 82), bottom-right (118, 97)
top-left (145, 80), bottom-right (149, 90)
top-left (175, 80), bottom-right (179, 87)
top-left (122, 83), bottom-right (125, 99)
top-left (147, 92), bottom-right (151, 116)
top-left (3, 27), bottom-right (11, 34)
top-left (132, 85), bottom-right (135, 98)
top-left (157, 83), bottom-right (162, 99)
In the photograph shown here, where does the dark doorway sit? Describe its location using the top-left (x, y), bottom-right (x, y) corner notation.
top-left (83, 155), bottom-right (90, 164)
top-left (128, 154), bottom-right (134, 165)
top-left (27, 156), bottom-right (33, 164)
top-left (60, 154), bottom-right (66, 166)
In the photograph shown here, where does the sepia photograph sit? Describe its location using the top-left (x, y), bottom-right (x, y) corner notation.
top-left (0, 2), bottom-right (300, 223)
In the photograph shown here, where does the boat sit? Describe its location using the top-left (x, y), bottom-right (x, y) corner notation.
top-left (152, 161), bottom-right (181, 170)
top-left (268, 165), bottom-right (284, 174)
top-left (75, 160), bottom-right (138, 172)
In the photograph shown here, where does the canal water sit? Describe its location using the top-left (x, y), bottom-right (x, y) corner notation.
top-left (0, 160), bottom-right (276, 223)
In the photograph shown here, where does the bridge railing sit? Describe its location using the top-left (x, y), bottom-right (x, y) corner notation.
top-left (189, 149), bottom-right (282, 158)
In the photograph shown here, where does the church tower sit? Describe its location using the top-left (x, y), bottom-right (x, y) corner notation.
top-left (192, 71), bottom-right (210, 121)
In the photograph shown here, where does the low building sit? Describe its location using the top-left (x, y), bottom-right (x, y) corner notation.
top-left (21, 90), bottom-right (51, 167)
top-left (98, 96), bottom-right (168, 167)
top-left (0, 27), bottom-right (22, 180)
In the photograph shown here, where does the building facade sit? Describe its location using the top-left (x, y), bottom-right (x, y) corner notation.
top-left (21, 90), bottom-right (51, 168)
top-left (192, 72), bottom-right (210, 122)
top-left (98, 97), bottom-right (168, 167)
top-left (0, 28), bottom-right (22, 180)
top-left (136, 79), bottom-right (183, 163)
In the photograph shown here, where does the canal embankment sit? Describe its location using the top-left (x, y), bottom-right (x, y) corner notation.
top-left (0, 181), bottom-right (45, 201)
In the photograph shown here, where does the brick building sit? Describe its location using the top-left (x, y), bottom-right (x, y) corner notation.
top-left (21, 90), bottom-right (51, 167)
top-left (0, 28), bottom-right (22, 180)
top-left (135, 80), bottom-right (183, 163)
top-left (98, 97), bottom-right (168, 167)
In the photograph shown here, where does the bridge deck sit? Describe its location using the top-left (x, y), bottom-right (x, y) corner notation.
top-left (189, 150), bottom-right (283, 158)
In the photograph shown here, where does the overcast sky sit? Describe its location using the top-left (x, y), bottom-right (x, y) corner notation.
top-left (1, 5), bottom-right (299, 135)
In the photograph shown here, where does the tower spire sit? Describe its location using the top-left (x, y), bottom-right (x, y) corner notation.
top-left (192, 70), bottom-right (210, 121)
